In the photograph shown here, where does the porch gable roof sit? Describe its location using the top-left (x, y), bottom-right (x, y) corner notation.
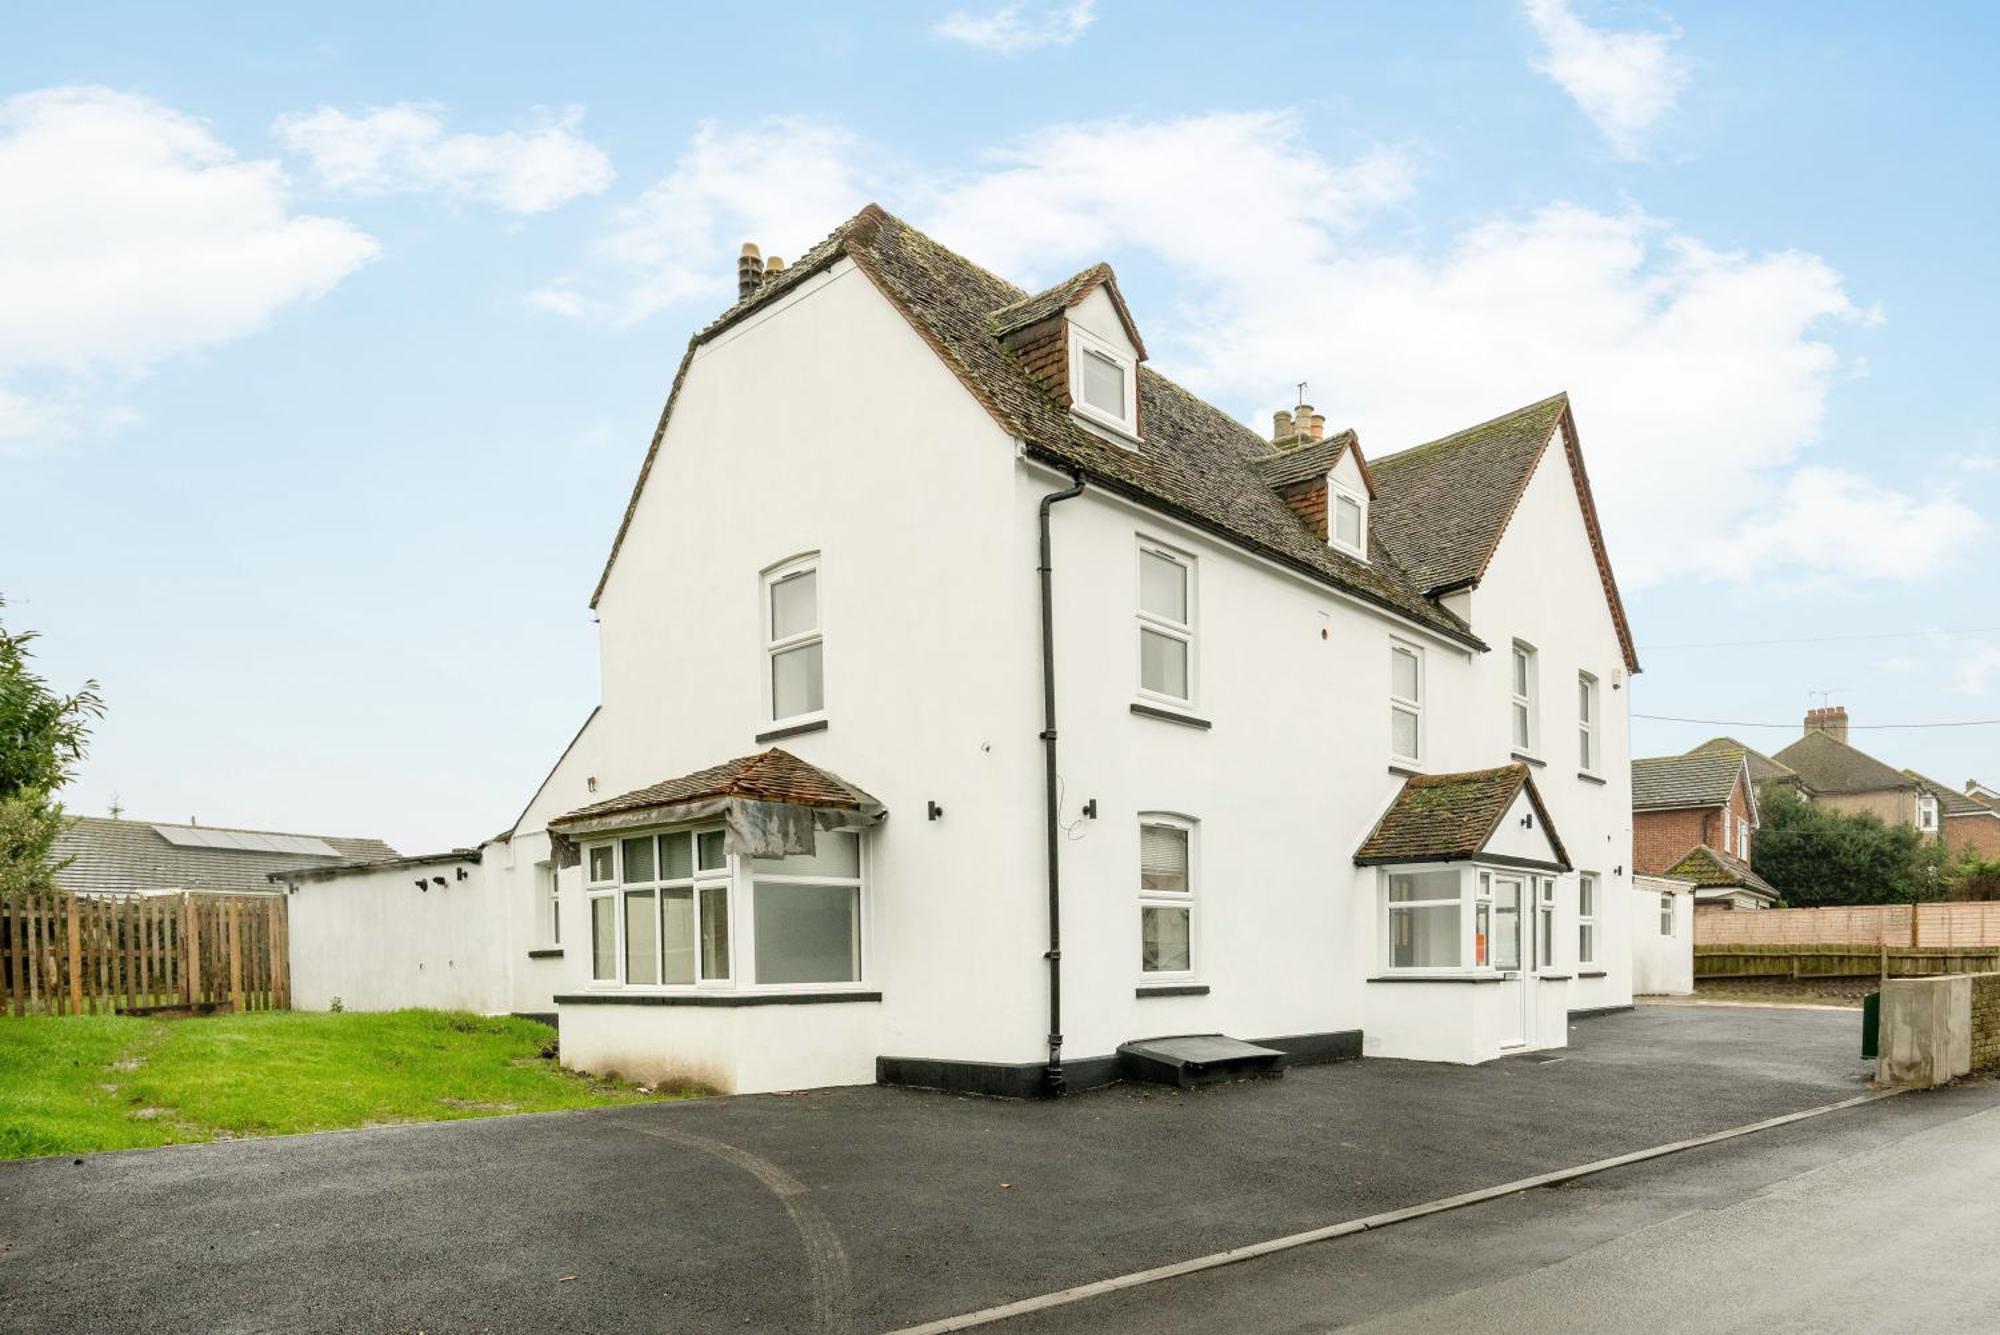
top-left (1354, 763), bottom-right (1571, 871)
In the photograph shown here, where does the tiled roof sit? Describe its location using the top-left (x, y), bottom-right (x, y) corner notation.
top-left (589, 206), bottom-right (1480, 649)
top-left (1354, 763), bottom-right (1569, 868)
top-left (550, 749), bottom-right (880, 827)
top-left (990, 263), bottom-right (1145, 356)
top-left (1632, 750), bottom-right (1744, 811)
top-left (52, 817), bottom-right (397, 897)
top-left (1665, 844), bottom-right (1779, 898)
top-left (1771, 730), bottom-right (1916, 796)
top-left (1257, 429), bottom-right (1360, 489)
top-left (1689, 736), bottom-right (1797, 785)
top-left (1903, 769), bottom-right (1992, 817)
top-left (1368, 394), bottom-right (1639, 672)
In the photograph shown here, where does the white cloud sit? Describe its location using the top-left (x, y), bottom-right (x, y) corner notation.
top-left (1952, 645), bottom-right (2000, 696)
top-left (274, 103), bottom-right (613, 214)
top-left (1523, 0), bottom-right (1688, 158)
top-left (535, 117), bottom-right (878, 325)
top-left (935, 0), bottom-right (1096, 54)
top-left (0, 86), bottom-right (378, 447)
top-left (545, 109), bottom-right (1985, 588)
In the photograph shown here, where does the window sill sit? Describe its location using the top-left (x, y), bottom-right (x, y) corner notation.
top-left (1136, 983), bottom-right (1209, 998)
top-left (1576, 770), bottom-right (1606, 786)
top-left (756, 717), bottom-right (829, 745)
top-left (1388, 761), bottom-right (1425, 778)
top-left (1130, 702), bottom-right (1212, 730)
top-left (527, 948), bottom-right (564, 960)
top-left (1510, 751), bottom-right (1546, 768)
top-left (555, 990), bottom-right (881, 1008)
top-left (1537, 972), bottom-right (1574, 981)
top-left (1367, 973), bottom-right (1504, 985)
top-left (1579, 969), bottom-right (1608, 978)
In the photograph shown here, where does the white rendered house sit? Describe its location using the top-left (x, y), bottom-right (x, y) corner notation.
top-left (280, 206), bottom-right (1641, 1096)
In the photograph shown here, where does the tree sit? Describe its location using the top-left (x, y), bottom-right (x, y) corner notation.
top-left (1751, 785), bottom-right (1947, 907)
top-left (1943, 846), bottom-right (2000, 902)
top-left (0, 596), bottom-right (103, 895)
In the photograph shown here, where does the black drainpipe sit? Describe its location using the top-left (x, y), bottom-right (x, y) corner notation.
top-left (1038, 473), bottom-right (1085, 1097)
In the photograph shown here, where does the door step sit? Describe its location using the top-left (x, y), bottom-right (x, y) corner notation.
top-left (1117, 1034), bottom-right (1287, 1089)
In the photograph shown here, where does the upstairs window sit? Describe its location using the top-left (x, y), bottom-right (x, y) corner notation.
top-left (1070, 327), bottom-right (1138, 439)
top-left (1918, 794), bottom-right (1939, 832)
top-left (1390, 640), bottom-right (1423, 764)
top-left (765, 557), bottom-right (823, 722)
top-left (1330, 481), bottom-right (1367, 559)
top-left (1137, 541), bottom-right (1195, 705)
top-left (1511, 642), bottom-right (1539, 753)
top-left (1577, 672), bottom-right (1599, 773)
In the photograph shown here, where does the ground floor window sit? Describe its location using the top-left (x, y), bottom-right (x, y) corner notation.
top-left (1386, 869), bottom-right (1462, 969)
top-left (536, 861), bottom-right (560, 947)
top-left (585, 825), bottom-right (774, 988)
top-left (751, 833), bottom-right (862, 985)
top-left (1577, 872), bottom-right (1596, 965)
top-left (1660, 892), bottom-right (1675, 936)
top-left (1138, 816), bottom-right (1196, 976)
top-left (1536, 878), bottom-right (1556, 971)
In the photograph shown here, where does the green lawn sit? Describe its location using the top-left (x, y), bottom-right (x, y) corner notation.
top-left (0, 1009), bottom-right (692, 1160)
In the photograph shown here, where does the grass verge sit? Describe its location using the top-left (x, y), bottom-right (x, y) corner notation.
top-left (0, 1009), bottom-right (697, 1160)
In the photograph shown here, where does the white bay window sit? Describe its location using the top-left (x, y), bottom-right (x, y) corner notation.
top-left (1386, 869), bottom-right (1461, 969)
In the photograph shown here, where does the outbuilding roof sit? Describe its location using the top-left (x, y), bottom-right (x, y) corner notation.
top-left (1771, 730), bottom-right (1917, 796)
top-left (53, 816), bottom-right (397, 897)
top-left (1354, 763), bottom-right (1570, 870)
top-left (550, 749), bottom-right (881, 828)
top-left (1664, 844), bottom-right (1780, 900)
top-left (1632, 750), bottom-right (1746, 811)
top-left (590, 205), bottom-right (1482, 650)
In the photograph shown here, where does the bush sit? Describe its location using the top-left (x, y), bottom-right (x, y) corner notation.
top-left (1752, 786), bottom-right (1948, 907)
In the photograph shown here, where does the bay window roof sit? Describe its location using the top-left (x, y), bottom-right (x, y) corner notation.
top-left (549, 748), bottom-right (884, 858)
top-left (1354, 763), bottom-right (1570, 871)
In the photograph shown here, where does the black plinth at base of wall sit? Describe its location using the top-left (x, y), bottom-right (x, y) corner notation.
top-left (876, 1029), bottom-right (1363, 1100)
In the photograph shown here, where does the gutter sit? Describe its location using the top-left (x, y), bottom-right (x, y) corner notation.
top-left (1038, 473), bottom-right (1086, 1096)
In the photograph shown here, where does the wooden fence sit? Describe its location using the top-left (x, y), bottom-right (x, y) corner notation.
top-left (0, 891), bottom-right (289, 1017)
top-left (1695, 900), bottom-right (2000, 949)
top-left (1695, 942), bottom-right (2000, 981)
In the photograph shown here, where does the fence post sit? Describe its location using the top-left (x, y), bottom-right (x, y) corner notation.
top-left (65, 896), bottom-right (83, 1014)
top-left (180, 893), bottom-right (198, 1006)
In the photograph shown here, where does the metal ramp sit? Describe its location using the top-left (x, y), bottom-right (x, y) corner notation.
top-left (1117, 1034), bottom-right (1287, 1089)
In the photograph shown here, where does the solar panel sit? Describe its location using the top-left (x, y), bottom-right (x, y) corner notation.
top-left (152, 825), bottom-right (340, 859)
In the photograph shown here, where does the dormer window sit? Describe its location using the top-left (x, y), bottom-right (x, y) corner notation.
top-left (1070, 327), bottom-right (1138, 440)
top-left (1330, 479), bottom-right (1367, 559)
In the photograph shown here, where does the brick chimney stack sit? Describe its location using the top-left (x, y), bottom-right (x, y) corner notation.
top-left (738, 243), bottom-right (764, 300)
top-left (1804, 705), bottom-right (1849, 744)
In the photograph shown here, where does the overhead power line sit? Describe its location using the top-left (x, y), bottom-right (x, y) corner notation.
top-left (1635, 713), bottom-right (2000, 731)
top-left (1638, 626), bottom-right (2000, 651)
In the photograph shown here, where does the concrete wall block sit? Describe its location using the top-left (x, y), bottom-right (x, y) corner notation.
top-left (1877, 975), bottom-right (1973, 1087)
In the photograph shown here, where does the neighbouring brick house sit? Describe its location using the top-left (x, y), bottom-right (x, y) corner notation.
top-left (1769, 707), bottom-right (2000, 859)
top-left (1631, 747), bottom-right (1777, 909)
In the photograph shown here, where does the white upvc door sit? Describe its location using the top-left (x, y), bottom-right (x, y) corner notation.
top-left (1492, 875), bottom-right (1529, 1047)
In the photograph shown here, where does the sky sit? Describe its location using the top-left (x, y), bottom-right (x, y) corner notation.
top-left (3, 0), bottom-right (1997, 852)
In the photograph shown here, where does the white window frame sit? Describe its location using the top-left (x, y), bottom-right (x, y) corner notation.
top-left (748, 832), bottom-right (867, 989)
top-left (536, 861), bottom-right (560, 948)
top-left (1577, 872), bottom-right (1597, 965)
top-left (1535, 877), bottom-right (1558, 973)
top-left (1329, 477), bottom-right (1368, 560)
top-left (1138, 815), bottom-right (1198, 980)
top-left (1918, 794), bottom-right (1939, 832)
top-left (1135, 538), bottom-right (1197, 709)
top-left (763, 554), bottom-right (825, 726)
top-left (1660, 891), bottom-right (1675, 937)
top-left (1577, 671), bottom-right (1599, 775)
top-left (585, 826), bottom-right (735, 991)
top-left (1389, 639), bottom-right (1424, 766)
top-left (1379, 865), bottom-right (1471, 976)
top-left (1511, 641), bottom-right (1539, 755)
top-left (1069, 325), bottom-right (1139, 442)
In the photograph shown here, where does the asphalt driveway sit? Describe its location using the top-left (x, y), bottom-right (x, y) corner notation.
top-left (0, 1005), bottom-right (1877, 1334)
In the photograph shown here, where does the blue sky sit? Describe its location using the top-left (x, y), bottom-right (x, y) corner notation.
top-left (3, 1), bottom-right (1996, 851)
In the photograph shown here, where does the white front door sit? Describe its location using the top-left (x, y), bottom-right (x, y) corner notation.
top-left (1492, 876), bottom-right (1529, 1047)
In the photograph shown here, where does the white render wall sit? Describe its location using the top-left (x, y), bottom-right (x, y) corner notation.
top-left (285, 857), bottom-right (508, 1013)
top-left (1633, 876), bottom-right (1695, 995)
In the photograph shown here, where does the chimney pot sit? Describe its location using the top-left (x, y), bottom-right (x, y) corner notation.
top-left (1805, 706), bottom-right (1849, 744)
top-left (762, 255), bottom-right (786, 287)
top-left (1273, 409), bottom-right (1294, 443)
top-left (1309, 413), bottom-right (1326, 442)
top-left (737, 243), bottom-right (764, 300)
